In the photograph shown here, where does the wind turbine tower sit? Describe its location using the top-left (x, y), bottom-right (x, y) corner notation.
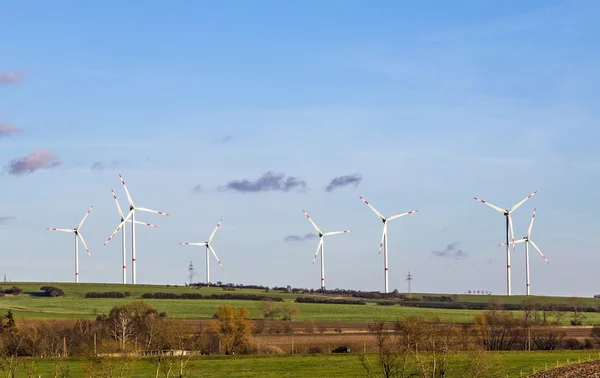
top-left (359, 196), bottom-right (418, 294)
top-left (474, 191), bottom-right (537, 296)
top-left (179, 219), bottom-right (225, 286)
top-left (302, 210), bottom-right (352, 290)
top-left (46, 205), bottom-right (94, 283)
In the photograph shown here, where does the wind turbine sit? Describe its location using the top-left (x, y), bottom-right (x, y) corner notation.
top-left (179, 219), bottom-right (224, 286)
top-left (109, 189), bottom-right (158, 284)
top-left (498, 208), bottom-right (548, 295)
top-left (103, 174), bottom-right (169, 284)
top-left (359, 196), bottom-right (419, 294)
top-left (302, 210), bottom-right (352, 290)
top-left (473, 191), bottom-right (537, 296)
top-left (46, 205), bottom-right (94, 283)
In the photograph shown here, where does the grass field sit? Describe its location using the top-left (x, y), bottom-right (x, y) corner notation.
top-left (1, 282), bottom-right (599, 325)
top-left (8, 351), bottom-right (600, 377)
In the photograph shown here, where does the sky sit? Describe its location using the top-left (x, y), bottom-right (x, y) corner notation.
top-left (1, 0), bottom-right (599, 297)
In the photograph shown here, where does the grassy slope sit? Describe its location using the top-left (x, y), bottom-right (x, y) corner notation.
top-left (17, 351), bottom-right (600, 377)
top-left (1, 282), bottom-right (599, 324)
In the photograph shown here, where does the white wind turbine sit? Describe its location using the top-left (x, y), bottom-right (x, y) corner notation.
top-left (179, 219), bottom-right (224, 286)
top-left (473, 191), bottom-right (537, 296)
top-left (498, 208), bottom-right (548, 296)
top-left (103, 174), bottom-right (169, 284)
top-left (109, 189), bottom-right (158, 284)
top-left (302, 210), bottom-right (352, 290)
top-left (46, 205), bottom-right (94, 283)
top-left (359, 196), bottom-right (419, 294)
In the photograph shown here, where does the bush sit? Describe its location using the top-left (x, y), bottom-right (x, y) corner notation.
top-left (570, 320), bottom-right (583, 326)
top-left (4, 286), bottom-right (23, 295)
top-left (40, 286), bottom-right (64, 297)
top-left (124, 291), bottom-right (131, 297)
top-left (563, 338), bottom-right (583, 350)
top-left (376, 301), bottom-right (395, 306)
top-left (253, 319), bottom-right (266, 335)
top-left (141, 292), bottom-right (282, 301)
top-left (295, 297), bottom-right (366, 305)
top-left (283, 323), bottom-right (294, 334)
top-left (159, 312), bottom-right (168, 318)
top-left (84, 292), bottom-right (125, 298)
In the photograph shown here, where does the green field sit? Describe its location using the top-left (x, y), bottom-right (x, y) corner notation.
top-left (1, 282), bottom-right (599, 324)
top-left (7, 351), bottom-right (600, 377)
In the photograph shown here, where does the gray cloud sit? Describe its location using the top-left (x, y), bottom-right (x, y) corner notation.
top-left (5, 150), bottom-right (61, 176)
top-left (221, 171), bottom-right (307, 193)
top-left (283, 233), bottom-right (318, 243)
top-left (217, 135), bottom-right (233, 144)
top-left (0, 217), bottom-right (15, 225)
top-left (0, 70), bottom-right (27, 85)
top-left (90, 160), bottom-right (126, 172)
top-left (192, 184), bottom-right (202, 194)
top-left (431, 241), bottom-right (469, 260)
top-left (91, 161), bottom-right (104, 172)
top-left (325, 173), bottom-right (363, 192)
top-left (0, 124), bottom-right (23, 138)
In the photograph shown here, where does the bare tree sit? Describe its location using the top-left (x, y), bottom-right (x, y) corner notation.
top-left (211, 306), bottom-right (253, 355)
top-left (259, 300), bottom-right (279, 320)
top-left (360, 320), bottom-right (410, 378)
top-left (568, 297), bottom-right (586, 325)
top-left (108, 307), bottom-right (136, 350)
top-left (280, 303), bottom-right (300, 321)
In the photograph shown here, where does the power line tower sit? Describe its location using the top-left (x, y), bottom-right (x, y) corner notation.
top-left (188, 261), bottom-right (195, 285)
top-left (406, 271), bottom-right (413, 299)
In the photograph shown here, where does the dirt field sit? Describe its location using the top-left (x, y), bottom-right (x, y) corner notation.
top-left (529, 360), bottom-right (600, 377)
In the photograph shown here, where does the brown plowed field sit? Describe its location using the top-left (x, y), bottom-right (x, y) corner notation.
top-left (529, 360), bottom-right (600, 377)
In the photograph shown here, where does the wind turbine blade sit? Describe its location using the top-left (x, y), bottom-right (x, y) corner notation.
top-left (323, 230), bottom-right (352, 236)
top-left (136, 207), bottom-right (169, 216)
top-left (103, 212), bottom-right (133, 247)
top-left (119, 174), bottom-right (135, 207)
top-left (473, 197), bottom-right (506, 213)
top-left (508, 214), bottom-right (516, 251)
top-left (302, 210), bottom-right (322, 234)
top-left (509, 191), bottom-right (538, 213)
top-left (179, 242), bottom-right (207, 246)
top-left (130, 220), bottom-right (158, 228)
top-left (378, 223), bottom-right (386, 255)
top-left (527, 208), bottom-right (536, 237)
top-left (77, 205), bottom-right (94, 230)
top-left (311, 238), bottom-right (323, 264)
top-left (208, 219), bottom-right (222, 243)
top-left (111, 189), bottom-right (125, 220)
top-left (529, 240), bottom-right (549, 264)
top-left (387, 210), bottom-right (419, 221)
top-left (358, 196), bottom-right (385, 220)
top-left (78, 233), bottom-right (91, 256)
top-left (46, 228), bottom-right (75, 233)
top-left (208, 245), bottom-right (224, 269)
top-left (498, 239), bottom-right (525, 247)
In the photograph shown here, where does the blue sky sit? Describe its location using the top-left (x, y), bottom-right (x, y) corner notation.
top-left (1, 0), bottom-right (599, 296)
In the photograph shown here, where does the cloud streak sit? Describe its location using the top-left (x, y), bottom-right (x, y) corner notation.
top-left (90, 160), bottom-right (127, 172)
top-left (283, 233), bottom-right (318, 243)
top-left (5, 150), bottom-right (61, 176)
top-left (431, 241), bottom-right (469, 260)
top-left (0, 124), bottom-right (23, 138)
top-left (0, 70), bottom-right (28, 85)
top-left (221, 171), bottom-right (307, 193)
top-left (192, 184), bottom-right (202, 194)
top-left (325, 173), bottom-right (363, 192)
top-left (0, 217), bottom-right (15, 225)
top-left (91, 161), bottom-right (104, 172)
